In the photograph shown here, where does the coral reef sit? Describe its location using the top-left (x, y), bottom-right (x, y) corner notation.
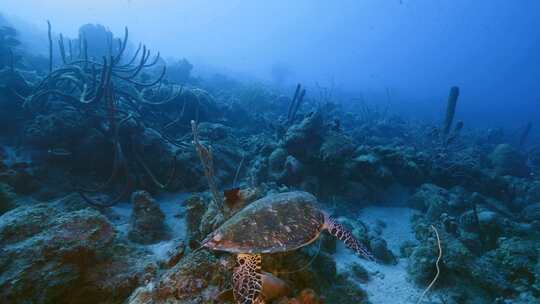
top-left (0, 17), bottom-right (539, 304)
top-left (128, 190), bottom-right (170, 244)
top-left (407, 182), bottom-right (540, 303)
top-left (489, 144), bottom-right (529, 177)
top-left (0, 182), bottom-right (16, 215)
top-left (0, 194), bottom-right (154, 303)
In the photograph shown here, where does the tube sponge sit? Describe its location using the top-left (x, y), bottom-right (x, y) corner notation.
top-left (443, 86), bottom-right (460, 136)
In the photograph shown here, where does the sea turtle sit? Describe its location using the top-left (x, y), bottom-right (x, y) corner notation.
top-left (202, 191), bottom-right (374, 304)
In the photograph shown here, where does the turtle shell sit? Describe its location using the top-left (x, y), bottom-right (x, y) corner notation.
top-left (203, 191), bottom-right (325, 254)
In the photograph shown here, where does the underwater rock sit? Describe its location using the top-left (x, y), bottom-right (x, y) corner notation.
top-left (78, 24), bottom-right (117, 59)
top-left (0, 68), bottom-right (31, 94)
top-left (322, 278), bottom-right (368, 303)
top-left (284, 110), bottom-right (324, 162)
top-left (458, 209), bottom-right (480, 233)
top-left (469, 255), bottom-right (513, 295)
top-left (127, 249), bottom-right (230, 304)
top-left (344, 146), bottom-right (399, 189)
top-left (399, 240), bottom-right (417, 258)
top-left (409, 207), bottom-right (540, 302)
top-left (409, 183), bottom-right (449, 220)
top-left (276, 288), bottom-right (323, 304)
top-left (24, 108), bottom-right (90, 148)
top-left (491, 237), bottom-right (538, 281)
top-left (350, 262), bottom-right (371, 283)
top-left (0, 201), bottom-right (153, 303)
top-left (0, 182), bottom-right (16, 215)
top-left (167, 58), bottom-right (194, 84)
top-left (185, 194), bottom-right (224, 250)
top-left (464, 207), bottom-right (505, 250)
top-left (365, 144), bottom-right (425, 185)
top-left (197, 122), bottom-right (232, 141)
top-left (269, 147), bottom-right (288, 173)
top-left (0, 163), bottom-right (39, 194)
top-left (521, 203), bottom-right (540, 222)
top-left (528, 148), bottom-right (540, 176)
top-left (128, 190), bottom-right (170, 244)
top-left (477, 209), bottom-right (499, 226)
top-left (131, 231), bottom-right (359, 303)
top-left (407, 241), bottom-right (441, 285)
top-left (319, 130), bottom-right (356, 163)
top-left (163, 239), bottom-right (186, 268)
top-left (278, 155), bottom-right (304, 185)
top-left (248, 155), bottom-right (269, 186)
top-left (370, 236), bottom-right (397, 265)
top-left (526, 181), bottom-right (540, 203)
top-left (262, 247), bottom-right (369, 303)
top-left (447, 186), bottom-right (469, 212)
top-left (409, 221), bottom-right (474, 286)
top-left (171, 150), bottom-right (208, 191)
top-left (0, 204), bottom-right (113, 302)
top-left (372, 118), bottom-right (409, 140)
top-left (296, 289), bottom-right (322, 304)
top-left (310, 131), bottom-right (357, 193)
top-left (340, 181), bottom-right (371, 202)
top-left (534, 261), bottom-right (540, 295)
top-left (11, 168), bottom-right (37, 194)
top-left (261, 249), bottom-right (338, 293)
top-left (468, 236), bottom-right (539, 300)
top-left (203, 136), bottom-right (246, 188)
top-left (346, 151), bottom-right (380, 180)
top-left (489, 144), bottom-right (528, 177)
top-left (70, 128), bottom-right (111, 171)
top-left (135, 128), bottom-right (182, 190)
top-left (185, 195), bottom-right (207, 249)
top-left (199, 200), bottom-right (225, 239)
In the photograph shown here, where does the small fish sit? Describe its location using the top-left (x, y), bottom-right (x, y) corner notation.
top-left (47, 148), bottom-right (72, 157)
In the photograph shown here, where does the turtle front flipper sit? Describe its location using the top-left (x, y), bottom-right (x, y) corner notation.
top-left (325, 216), bottom-right (375, 261)
top-left (232, 254), bottom-right (265, 304)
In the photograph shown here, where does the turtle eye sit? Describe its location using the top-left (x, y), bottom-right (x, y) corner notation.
top-left (239, 258), bottom-right (245, 265)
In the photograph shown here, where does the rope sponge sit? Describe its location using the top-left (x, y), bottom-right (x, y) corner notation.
top-left (417, 224), bottom-right (442, 304)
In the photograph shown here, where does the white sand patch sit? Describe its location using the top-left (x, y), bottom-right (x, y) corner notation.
top-left (110, 201), bottom-right (132, 238)
top-left (334, 206), bottom-right (443, 304)
top-left (156, 191), bottom-right (191, 241)
top-left (359, 206), bottom-right (417, 253)
top-left (110, 191), bottom-right (191, 262)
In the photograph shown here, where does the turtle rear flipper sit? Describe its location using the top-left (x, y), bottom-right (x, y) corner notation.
top-left (325, 216), bottom-right (375, 261)
top-left (233, 254), bottom-right (265, 304)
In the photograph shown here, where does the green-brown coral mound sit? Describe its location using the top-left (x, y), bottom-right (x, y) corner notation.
top-left (0, 197), bottom-right (153, 304)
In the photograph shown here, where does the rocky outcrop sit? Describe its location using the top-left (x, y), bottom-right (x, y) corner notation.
top-left (489, 144), bottom-right (528, 177)
top-left (0, 182), bottom-right (16, 215)
top-left (409, 183), bottom-right (450, 220)
top-left (0, 199), bottom-right (154, 303)
top-left (185, 194), bottom-right (225, 250)
top-left (128, 190), bottom-right (170, 244)
top-left (128, 245), bottom-right (369, 304)
top-left (284, 111), bottom-right (323, 162)
top-left (127, 250), bottom-right (231, 304)
top-left (521, 203), bottom-right (540, 222)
